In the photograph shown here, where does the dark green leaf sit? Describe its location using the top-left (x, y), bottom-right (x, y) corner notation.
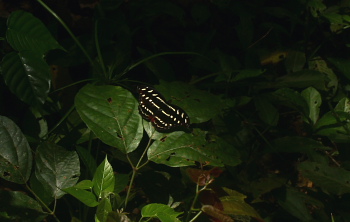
top-left (76, 146), bottom-right (97, 177)
top-left (6, 10), bottom-right (63, 55)
top-left (114, 174), bottom-right (129, 194)
top-left (274, 70), bottom-right (327, 90)
top-left (301, 87), bottom-right (322, 124)
top-left (0, 190), bottom-right (47, 222)
top-left (232, 69), bottom-right (266, 81)
top-left (0, 116), bottom-right (32, 183)
top-left (148, 130), bottom-right (225, 167)
top-left (254, 95), bottom-right (279, 126)
top-left (277, 187), bottom-right (313, 221)
top-left (272, 88), bottom-right (309, 117)
top-left (1, 51), bottom-right (51, 105)
top-left (35, 142), bottom-right (80, 199)
top-left (75, 84), bottom-right (143, 153)
top-left (298, 161), bottom-right (350, 195)
top-left (156, 81), bottom-right (225, 123)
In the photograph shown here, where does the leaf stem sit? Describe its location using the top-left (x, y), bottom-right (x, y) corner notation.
top-left (25, 183), bottom-right (61, 222)
top-left (36, 0), bottom-right (94, 66)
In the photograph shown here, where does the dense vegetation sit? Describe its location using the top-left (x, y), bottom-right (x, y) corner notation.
top-left (1, 0), bottom-right (350, 221)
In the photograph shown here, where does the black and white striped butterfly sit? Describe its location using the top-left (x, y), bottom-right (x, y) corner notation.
top-left (137, 85), bottom-right (190, 132)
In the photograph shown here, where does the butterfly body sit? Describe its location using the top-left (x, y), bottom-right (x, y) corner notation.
top-left (137, 86), bottom-right (190, 131)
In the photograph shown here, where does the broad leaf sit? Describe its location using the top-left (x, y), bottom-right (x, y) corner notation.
top-left (298, 161), bottom-right (350, 195)
top-left (141, 203), bottom-right (182, 222)
top-left (93, 156), bottom-right (115, 199)
top-left (272, 88), bottom-right (309, 117)
top-left (277, 187), bottom-right (313, 221)
top-left (6, 10), bottom-right (63, 55)
top-left (1, 51), bottom-right (51, 105)
top-left (35, 142), bottom-right (80, 199)
top-left (0, 190), bottom-right (47, 222)
top-left (76, 146), bottom-right (97, 177)
top-left (147, 130), bottom-right (229, 167)
top-left (220, 188), bottom-right (261, 219)
top-left (75, 84), bottom-right (143, 153)
top-left (156, 81), bottom-right (225, 123)
top-left (0, 116), bottom-right (32, 184)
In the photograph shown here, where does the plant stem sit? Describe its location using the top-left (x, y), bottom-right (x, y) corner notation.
top-left (26, 184), bottom-right (61, 222)
top-left (94, 20), bottom-right (108, 79)
top-left (36, 0), bottom-right (94, 66)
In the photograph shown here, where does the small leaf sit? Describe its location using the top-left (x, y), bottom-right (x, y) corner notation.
top-left (6, 10), bottom-right (63, 55)
top-left (75, 84), bottom-right (143, 153)
top-left (0, 116), bottom-right (32, 184)
top-left (141, 203), bottom-right (182, 222)
top-left (1, 51), bottom-right (51, 105)
top-left (96, 197), bottom-right (112, 222)
top-left (63, 187), bottom-right (98, 207)
top-left (232, 69), bottom-right (266, 81)
top-left (274, 70), bottom-right (327, 90)
top-left (35, 142), bottom-right (80, 199)
top-left (254, 95), bottom-right (279, 126)
top-left (75, 180), bottom-right (94, 190)
top-left (298, 161), bottom-right (350, 195)
top-left (93, 156), bottom-right (115, 199)
top-left (301, 87), bottom-right (322, 124)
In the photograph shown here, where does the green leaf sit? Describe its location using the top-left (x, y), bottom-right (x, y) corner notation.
top-left (114, 174), bottom-right (129, 194)
top-left (272, 88), bottom-right (309, 117)
top-left (75, 180), bottom-right (94, 190)
top-left (1, 51), bottom-right (51, 105)
top-left (96, 197), bottom-right (112, 222)
top-left (0, 190), bottom-right (47, 222)
top-left (284, 51), bottom-right (306, 73)
top-left (274, 70), bottom-right (327, 90)
top-left (232, 69), bottom-right (266, 81)
top-left (75, 84), bottom-right (143, 153)
top-left (93, 156), bottom-right (115, 199)
top-left (220, 188), bottom-right (261, 219)
top-left (35, 142), bottom-right (80, 199)
top-left (76, 146), bottom-right (97, 177)
top-left (254, 95), bottom-right (279, 126)
top-left (63, 187), bottom-right (98, 207)
top-left (301, 87), bottom-right (322, 124)
top-left (141, 203), bottom-right (182, 222)
top-left (0, 116), bottom-right (32, 184)
top-left (314, 111), bottom-right (350, 141)
top-left (6, 10), bottom-right (63, 55)
top-left (156, 81), bottom-right (225, 123)
top-left (269, 136), bottom-right (331, 162)
top-left (147, 130), bottom-right (225, 167)
top-left (277, 187), bottom-right (313, 221)
top-left (298, 161), bottom-right (350, 195)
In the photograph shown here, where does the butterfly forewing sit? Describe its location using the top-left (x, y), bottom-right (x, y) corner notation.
top-left (137, 85), bottom-right (190, 131)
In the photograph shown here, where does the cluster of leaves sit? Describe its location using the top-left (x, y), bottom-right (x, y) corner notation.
top-left (1, 0), bottom-right (350, 221)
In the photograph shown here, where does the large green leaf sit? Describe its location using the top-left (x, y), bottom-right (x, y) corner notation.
top-left (147, 130), bottom-right (235, 167)
top-left (63, 187), bottom-right (98, 207)
top-left (0, 116), bottom-right (32, 184)
top-left (277, 187), bottom-right (313, 221)
top-left (156, 81), bottom-right (225, 123)
top-left (75, 84), bottom-right (143, 153)
top-left (0, 190), bottom-right (47, 222)
top-left (298, 161), bottom-right (350, 195)
top-left (35, 142), bottom-right (80, 199)
top-left (1, 51), bottom-right (51, 105)
top-left (6, 10), bottom-right (63, 55)
top-left (92, 156), bottom-right (115, 199)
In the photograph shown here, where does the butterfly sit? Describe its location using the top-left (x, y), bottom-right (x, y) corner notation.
top-left (137, 85), bottom-right (190, 132)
